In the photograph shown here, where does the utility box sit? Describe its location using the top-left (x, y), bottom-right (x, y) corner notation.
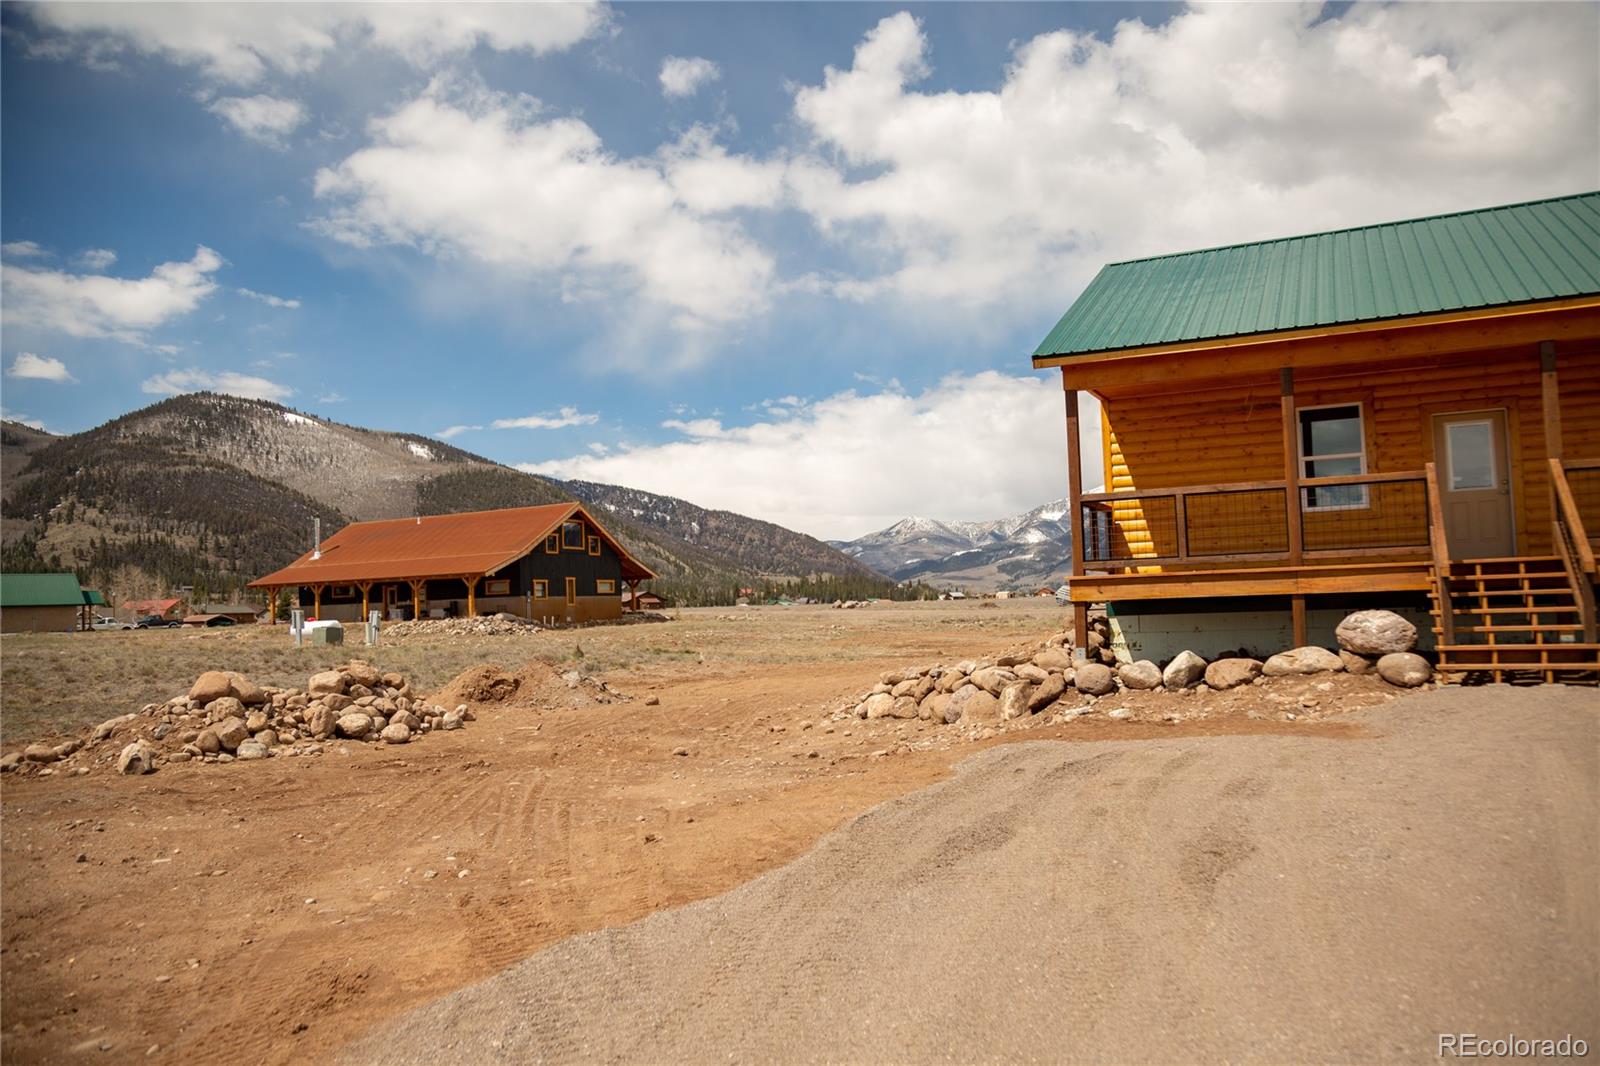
top-left (308, 621), bottom-right (344, 645)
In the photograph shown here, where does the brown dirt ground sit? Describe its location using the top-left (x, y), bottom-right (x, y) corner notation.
top-left (2, 602), bottom-right (1407, 1063)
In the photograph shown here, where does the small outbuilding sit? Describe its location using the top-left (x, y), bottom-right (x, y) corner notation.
top-left (0, 573), bottom-right (99, 633)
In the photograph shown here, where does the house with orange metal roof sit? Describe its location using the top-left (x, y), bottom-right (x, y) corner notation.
top-left (248, 502), bottom-right (656, 626)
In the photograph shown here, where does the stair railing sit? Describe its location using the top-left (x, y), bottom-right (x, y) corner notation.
top-left (1549, 458), bottom-right (1598, 643)
top-left (1424, 462), bottom-right (1455, 646)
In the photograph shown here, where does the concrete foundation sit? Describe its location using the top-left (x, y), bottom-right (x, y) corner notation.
top-left (1105, 595), bottom-right (1435, 665)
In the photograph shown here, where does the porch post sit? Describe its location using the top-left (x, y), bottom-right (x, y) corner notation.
top-left (358, 582), bottom-right (372, 623)
top-left (268, 587), bottom-right (279, 626)
top-left (311, 584), bottom-right (324, 619)
top-left (1540, 341), bottom-right (1562, 461)
top-left (1280, 368), bottom-right (1307, 647)
top-left (1064, 375), bottom-right (1089, 659)
top-left (466, 575), bottom-right (478, 617)
top-left (410, 579), bottom-right (424, 619)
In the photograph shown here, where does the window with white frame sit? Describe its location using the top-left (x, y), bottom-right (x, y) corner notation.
top-left (1299, 403), bottom-right (1368, 510)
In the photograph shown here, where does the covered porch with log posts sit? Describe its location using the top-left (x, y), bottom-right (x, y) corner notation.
top-left (1059, 339), bottom-right (1600, 669)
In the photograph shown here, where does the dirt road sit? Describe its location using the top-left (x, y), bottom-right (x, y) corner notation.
top-left (344, 686), bottom-right (1599, 1065)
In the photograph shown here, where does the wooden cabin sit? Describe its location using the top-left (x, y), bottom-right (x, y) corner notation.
top-left (1033, 192), bottom-right (1599, 681)
top-left (249, 503), bottom-right (656, 626)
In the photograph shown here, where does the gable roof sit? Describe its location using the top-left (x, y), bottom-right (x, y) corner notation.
top-left (124, 598), bottom-right (184, 614)
top-left (0, 572), bottom-right (89, 608)
top-left (248, 502), bottom-right (655, 588)
top-left (1033, 191), bottom-right (1600, 362)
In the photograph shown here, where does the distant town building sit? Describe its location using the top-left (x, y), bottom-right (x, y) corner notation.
top-left (0, 573), bottom-right (103, 633)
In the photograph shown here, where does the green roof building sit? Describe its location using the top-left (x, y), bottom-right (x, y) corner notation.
top-left (0, 573), bottom-right (100, 633)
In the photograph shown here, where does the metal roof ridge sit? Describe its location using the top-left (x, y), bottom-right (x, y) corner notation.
top-left (1097, 190), bottom-right (1600, 270)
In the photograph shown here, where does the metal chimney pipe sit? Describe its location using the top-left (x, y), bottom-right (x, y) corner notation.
top-left (312, 517), bottom-right (322, 560)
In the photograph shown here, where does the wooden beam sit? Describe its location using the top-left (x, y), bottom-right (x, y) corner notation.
top-left (357, 582), bottom-right (372, 623)
top-left (1066, 562), bottom-right (1433, 602)
top-left (268, 587), bottom-right (279, 626)
top-left (1283, 365), bottom-right (1307, 647)
top-left (1540, 341), bottom-right (1562, 462)
top-left (409, 579), bottom-right (424, 620)
top-left (311, 584), bottom-right (324, 618)
top-left (1064, 376), bottom-right (1091, 659)
top-left (466, 575), bottom-right (478, 618)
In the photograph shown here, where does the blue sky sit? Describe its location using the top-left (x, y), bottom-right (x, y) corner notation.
top-left (2, 2), bottom-right (1595, 539)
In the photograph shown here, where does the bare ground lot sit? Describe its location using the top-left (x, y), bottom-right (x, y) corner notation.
top-left (1, 601), bottom-right (1590, 1063)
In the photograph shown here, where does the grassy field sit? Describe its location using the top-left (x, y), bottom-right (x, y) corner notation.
top-left (0, 600), bottom-right (1068, 742)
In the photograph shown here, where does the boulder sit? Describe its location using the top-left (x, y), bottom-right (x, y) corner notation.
top-left (441, 712), bottom-right (464, 731)
top-left (1118, 660), bottom-right (1163, 690)
top-left (196, 729), bottom-right (222, 755)
top-left (380, 722), bottom-right (412, 744)
top-left (188, 671), bottom-right (234, 705)
top-left (1161, 650), bottom-right (1207, 690)
top-left (1262, 646), bottom-right (1345, 677)
top-left (117, 741), bottom-right (158, 775)
top-left (22, 743), bottom-right (58, 763)
top-left (1335, 610), bottom-right (1418, 656)
top-left (1205, 658), bottom-right (1263, 690)
top-left (207, 696), bottom-right (244, 721)
top-left (1339, 650), bottom-right (1376, 675)
top-left (336, 712), bottom-right (374, 739)
top-left (999, 682), bottom-right (1035, 721)
top-left (322, 693), bottom-right (354, 713)
top-left (862, 693), bottom-right (896, 719)
top-left (1074, 663), bottom-right (1116, 696)
top-left (1032, 648), bottom-right (1076, 672)
top-left (1014, 663), bottom-right (1050, 683)
top-left (1029, 673), bottom-right (1067, 711)
top-left (0, 752), bottom-right (22, 773)
top-left (234, 740), bottom-right (269, 761)
top-left (308, 670), bottom-right (346, 696)
top-left (910, 676), bottom-right (937, 703)
top-left (946, 686), bottom-right (999, 725)
top-left (244, 711), bottom-right (270, 733)
top-left (345, 661), bottom-right (382, 688)
top-left (1377, 652), bottom-right (1432, 688)
top-left (888, 696), bottom-right (920, 720)
top-left (890, 678), bottom-right (918, 698)
top-left (919, 692), bottom-right (951, 723)
top-left (969, 667), bottom-right (1017, 696)
top-left (212, 717), bottom-right (249, 752)
top-left (92, 714), bottom-right (137, 742)
top-left (228, 675), bottom-right (267, 705)
top-left (307, 706), bottom-right (336, 740)
top-left (393, 710), bottom-right (422, 731)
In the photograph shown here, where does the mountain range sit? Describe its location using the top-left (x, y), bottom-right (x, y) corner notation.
top-left (0, 394), bottom-right (890, 605)
top-left (831, 500), bottom-right (1074, 591)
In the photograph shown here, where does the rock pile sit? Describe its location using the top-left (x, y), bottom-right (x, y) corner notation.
top-left (831, 600), bottom-right (868, 610)
top-left (0, 659), bottom-right (473, 778)
top-left (384, 615), bottom-right (540, 639)
top-left (843, 609), bottom-right (1435, 734)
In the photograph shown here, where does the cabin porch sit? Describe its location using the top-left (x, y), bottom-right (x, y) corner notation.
top-left (1061, 343), bottom-right (1600, 682)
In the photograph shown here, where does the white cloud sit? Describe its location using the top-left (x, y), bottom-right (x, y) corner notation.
top-left (316, 392), bottom-right (346, 404)
top-left (435, 424), bottom-right (483, 439)
top-left (0, 407), bottom-right (50, 432)
top-left (787, 5), bottom-right (1600, 312)
top-left (1, 241), bottom-right (46, 259)
top-left (523, 372), bottom-right (1102, 540)
top-left (237, 286), bottom-right (301, 309)
top-left (660, 56), bottom-right (720, 98)
top-left (491, 406), bottom-right (598, 430)
top-left (6, 352), bottom-right (76, 383)
top-left (24, 3), bottom-right (609, 85)
top-left (1, 246), bottom-right (222, 344)
top-left (312, 84), bottom-right (776, 334)
top-left (141, 368), bottom-right (293, 402)
top-left (207, 95), bottom-right (306, 146)
top-left (74, 248), bottom-right (117, 271)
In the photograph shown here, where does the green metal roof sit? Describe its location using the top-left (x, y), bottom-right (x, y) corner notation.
top-left (1033, 192), bottom-right (1600, 361)
top-left (0, 572), bottom-right (89, 608)
top-left (81, 589), bottom-right (106, 606)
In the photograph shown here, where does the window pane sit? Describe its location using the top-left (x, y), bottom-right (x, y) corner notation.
top-left (1447, 421), bottom-right (1495, 490)
top-left (1300, 406), bottom-right (1362, 457)
top-left (1305, 456), bottom-right (1361, 479)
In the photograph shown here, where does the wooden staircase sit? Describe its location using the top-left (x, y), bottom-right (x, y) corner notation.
top-left (1429, 557), bottom-right (1600, 683)
top-left (1424, 458), bottom-right (1599, 685)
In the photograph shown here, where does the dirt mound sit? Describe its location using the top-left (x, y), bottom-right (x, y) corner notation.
top-left (429, 660), bottom-right (628, 711)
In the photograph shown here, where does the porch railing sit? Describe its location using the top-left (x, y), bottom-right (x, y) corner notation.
top-left (1550, 457), bottom-right (1598, 643)
top-left (1563, 457), bottom-right (1600, 549)
top-left (1079, 470), bottom-right (1431, 567)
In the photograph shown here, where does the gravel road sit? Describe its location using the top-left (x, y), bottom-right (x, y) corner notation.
top-left (344, 685), bottom-right (1599, 1065)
